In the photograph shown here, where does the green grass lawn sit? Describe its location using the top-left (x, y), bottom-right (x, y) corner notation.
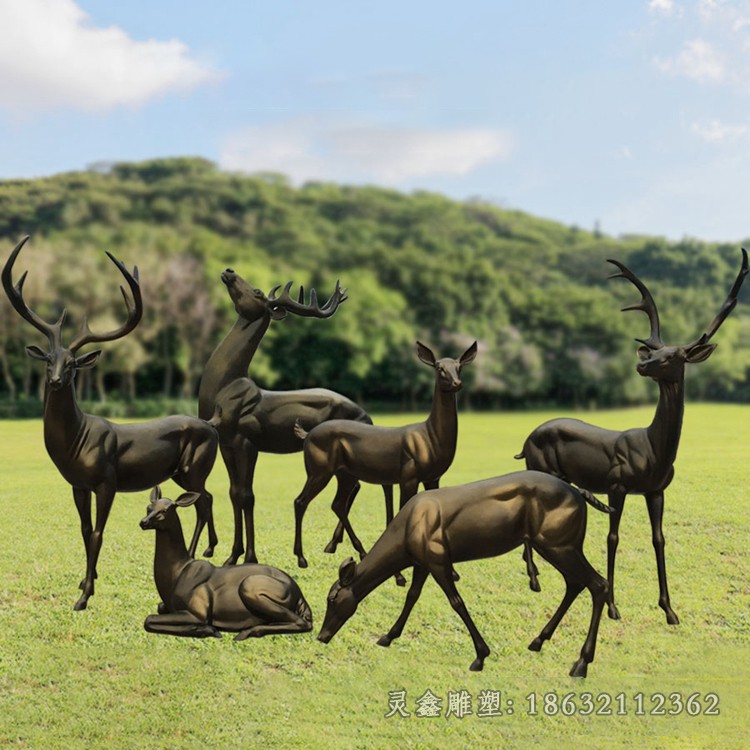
top-left (1, 405), bottom-right (748, 749)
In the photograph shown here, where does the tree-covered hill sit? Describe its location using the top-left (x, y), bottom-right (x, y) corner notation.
top-left (1, 156), bottom-right (749, 413)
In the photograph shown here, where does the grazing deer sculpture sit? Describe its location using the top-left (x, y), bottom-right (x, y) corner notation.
top-left (318, 470), bottom-right (611, 677)
top-left (198, 267), bottom-right (388, 566)
top-left (292, 340), bottom-right (477, 571)
top-left (2, 236), bottom-right (219, 611)
top-left (140, 486), bottom-right (312, 639)
top-left (516, 249), bottom-right (748, 624)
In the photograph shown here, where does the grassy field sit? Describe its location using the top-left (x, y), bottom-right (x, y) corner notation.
top-left (0, 405), bottom-right (748, 749)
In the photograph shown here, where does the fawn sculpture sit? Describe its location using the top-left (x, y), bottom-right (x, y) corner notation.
top-left (140, 486), bottom-right (312, 639)
top-left (291, 340), bottom-right (477, 570)
top-left (318, 470), bottom-right (611, 677)
top-left (2, 236), bottom-right (219, 610)
top-left (198, 268), bottom-right (387, 566)
top-left (516, 249), bottom-right (748, 624)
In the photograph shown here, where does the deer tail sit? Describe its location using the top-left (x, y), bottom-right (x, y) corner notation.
top-left (293, 419), bottom-right (308, 441)
top-left (514, 450), bottom-right (525, 460)
top-left (578, 487), bottom-right (614, 514)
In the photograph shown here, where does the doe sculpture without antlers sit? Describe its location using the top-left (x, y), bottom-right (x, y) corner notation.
top-left (292, 340), bottom-right (477, 573)
top-left (140, 486), bottom-right (312, 639)
top-left (516, 249), bottom-right (748, 624)
top-left (198, 267), bottom-right (390, 566)
top-left (2, 236), bottom-right (219, 611)
top-left (318, 470), bottom-right (611, 677)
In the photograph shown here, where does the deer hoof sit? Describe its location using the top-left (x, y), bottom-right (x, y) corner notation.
top-left (203, 547), bottom-right (215, 558)
top-left (665, 609), bottom-right (680, 625)
top-left (395, 572), bottom-right (407, 586)
top-left (377, 634), bottom-right (393, 647)
top-left (73, 596), bottom-right (88, 611)
top-left (607, 603), bottom-right (622, 620)
top-left (528, 637), bottom-right (543, 652)
top-left (323, 540), bottom-right (338, 554)
top-left (569, 659), bottom-right (588, 678)
top-left (529, 578), bottom-right (541, 593)
top-left (469, 658), bottom-right (485, 672)
top-left (297, 556), bottom-right (308, 569)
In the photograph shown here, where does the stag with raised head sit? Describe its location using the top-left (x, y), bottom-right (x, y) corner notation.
top-left (140, 486), bottom-right (312, 639)
top-left (291, 340), bottom-right (477, 571)
top-left (318, 470), bottom-right (611, 677)
top-left (198, 268), bottom-right (387, 566)
top-left (516, 249), bottom-right (748, 624)
top-left (2, 236), bottom-right (219, 611)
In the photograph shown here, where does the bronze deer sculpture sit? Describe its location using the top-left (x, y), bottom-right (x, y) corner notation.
top-left (198, 268), bottom-right (387, 566)
top-left (2, 236), bottom-right (219, 611)
top-left (292, 340), bottom-right (477, 571)
top-left (140, 486), bottom-right (312, 639)
top-left (516, 249), bottom-right (748, 624)
top-left (318, 470), bottom-right (611, 677)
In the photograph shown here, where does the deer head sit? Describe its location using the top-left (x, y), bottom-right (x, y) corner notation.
top-left (220, 268), bottom-right (347, 323)
top-left (608, 249), bottom-right (748, 383)
top-left (2, 236), bottom-right (142, 390)
top-left (416, 340), bottom-right (478, 392)
top-left (139, 485), bottom-right (201, 531)
top-left (318, 556), bottom-right (359, 643)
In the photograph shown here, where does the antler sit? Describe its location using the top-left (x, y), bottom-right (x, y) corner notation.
top-left (267, 279), bottom-right (348, 319)
top-left (68, 251), bottom-right (143, 353)
top-left (608, 259), bottom-right (664, 350)
top-left (686, 247), bottom-right (749, 348)
top-left (2, 235), bottom-right (66, 349)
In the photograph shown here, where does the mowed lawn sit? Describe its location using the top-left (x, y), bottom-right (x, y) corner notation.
top-left (0, 405), bottom-right (748, 749)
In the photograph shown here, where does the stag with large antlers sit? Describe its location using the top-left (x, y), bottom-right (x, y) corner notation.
top-left (516, 249), bottom-right (748, 624)
top-left (198, 268), bottom-right (386, 566)
top-left (2, 236), bottom-right (219, 610)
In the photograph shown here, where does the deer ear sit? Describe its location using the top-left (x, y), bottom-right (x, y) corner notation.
top-left (636, 346), bottom-right (651, 361)
top-left (150, 486), bottom-right (162, 501)
top-left (175, 492), bottom-right (201, 508)
top-left (338, 557), bottom-right (357, 586)
top-left (416, 341), bottom-right (436, 367)
top-left (459, 341), bottom-right (478, 366)
top-left (74, 350), bottom-right (102, 369)
top-left (25, 345), bottom-right (49, 361)
top-left (685, 342), bottom-right (717, 363)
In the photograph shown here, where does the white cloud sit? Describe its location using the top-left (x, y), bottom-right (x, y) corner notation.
top-left (220, 119), bottom-right (513, 185)
top-left (0, 0), bottom-right (223, 114)
top-left (655, 38), bottom-right (725, 82)
top-left (691, 118), bottom-right (749, 141)
top-left (649, 0), bottom-right (679, 16)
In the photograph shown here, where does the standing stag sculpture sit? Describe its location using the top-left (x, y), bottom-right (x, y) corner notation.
top-left (516, 249), bottom-right (748, 624)
top-left (198, 268), bottom-right (387, 566)
top-left (2, 236), bottom-right (219, 610)
top-left (292, 340), bottom-right (477, 572)
top-left (140, 486), bottom-right (312, 639)
top-left (318, 470), bottom-right (611, 677)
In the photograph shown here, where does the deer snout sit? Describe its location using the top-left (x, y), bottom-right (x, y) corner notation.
top-left (221, 269), bottom-right (237, 285)
top-left (139, 516), bottom-right (154, 530)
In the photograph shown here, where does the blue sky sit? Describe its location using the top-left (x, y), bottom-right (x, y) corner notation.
top-left (0, 0), bottom-right (748, 241)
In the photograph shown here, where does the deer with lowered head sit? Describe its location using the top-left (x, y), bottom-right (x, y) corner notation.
top-left (516, 249), bottom-right (748, 624)
top-left (198, 267), bottom-right (391, 567)
top-left (2, 236), bottom-right (219, 611)
top-left (318, 470), bottom-right (611, 677)
top-left (140, 486), bottom-right (312, 639)
top-left (291, 340), bottom-right (477, 570)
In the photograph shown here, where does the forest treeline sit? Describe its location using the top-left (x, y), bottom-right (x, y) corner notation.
top-left (1, 156), bottom-right (749, 415)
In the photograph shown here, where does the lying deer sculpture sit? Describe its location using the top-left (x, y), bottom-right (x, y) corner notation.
top-left (2, 236), bottom-right (219, 611)
top-left (516, 249), bottom-right (748, 624)
top-left (318, 470), bottom-right (611, 677)
top-left (292, 340), bottom-right (477, 571)
top-left (198, 268), bottom-right (389, 566)
top-left (140, 486), bottom-right (312, 639)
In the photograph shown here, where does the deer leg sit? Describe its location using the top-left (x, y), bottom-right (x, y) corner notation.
top-left (293, 471), bottom-right (333, 568)
top-left (234, 577), bottom-right (313, 639)
top-left (432, 567), bottom-right (491, 672)
top-left (528, 580), bottom-right (583, 652)
top-left (606, 488), bottom-right (626, 621)
top-left (378, 566), bottom-right (428, 646)
top-left (522, 541), bottom-right (541, 592)
top-left (222, 441), bottom-right (258, 565)
top-left (72, 487), bottom-right (94, 590)
top-left (324, 478), bottom-right (360, 554)
top-left (380, 485), bottom-right (406, 586)
top-left (176, 443), bottom-right (219, 558)
top-left (144, 611), bottom-right (222, 638)
top-left (645, 491), bottom-right (679, 625)
top-left (74, 484), bottom-right (115, 611)
top-left (330, 474), bottom-right (367, 560)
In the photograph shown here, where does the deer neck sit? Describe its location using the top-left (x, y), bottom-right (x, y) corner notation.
top-left (199, 314), bottom-right (270, 416)
top-left (42, 381), bottom-right (86, 464)
top-left (426, 383), bottom-right (458, 456)
top-left (646, 374), bottom-right (685, 467)
top-left (350, 525), bottom-right (411, 602)
top-left (153, 518), bottom-right (191, 604)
